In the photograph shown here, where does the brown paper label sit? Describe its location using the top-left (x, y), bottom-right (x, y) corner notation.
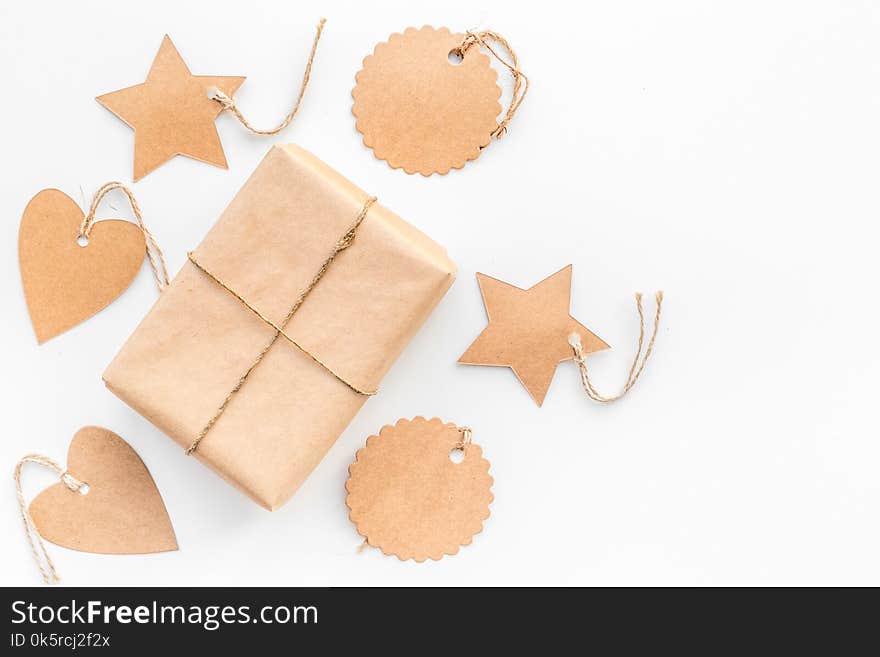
top-left (458, 266), bottom-right (610, 406)
top-left (18, 189), bottom-right (146, 344)
top-left (346, 417), bottom-right (493, 561)
top-left (97, 35), bottom-right (245, 180)
top-left (28, 426), bottom-right (178, 555)
top-left (353, 26), bottom-right (502, 175)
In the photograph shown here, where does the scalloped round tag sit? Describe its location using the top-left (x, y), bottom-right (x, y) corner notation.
top-left (346, 417), bottom-right (494, 561)
top-left (352, 26), bottom-right (503, 175)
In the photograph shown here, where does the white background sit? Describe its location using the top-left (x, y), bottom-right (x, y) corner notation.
top-left (1, 0), bottom-right (879, 587)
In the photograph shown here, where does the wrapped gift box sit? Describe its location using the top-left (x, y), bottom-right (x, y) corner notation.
top-left (104, 144), bottom-right (456, 510)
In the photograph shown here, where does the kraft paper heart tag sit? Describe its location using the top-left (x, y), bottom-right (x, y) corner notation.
top-left (18, 183), bottom-right (169, 344)
top-left (459, 265), bottom-right (664, 406)
top-left (14, 426), bottom-right (178, 585)
top-left (97, 19), bottom-right (326, 180)
top-left (346, 417), bottom-right (493, 562)
top-left (353, 26), bottom-right (529, 175)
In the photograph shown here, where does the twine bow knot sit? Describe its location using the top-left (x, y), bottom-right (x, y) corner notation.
top-left (335, 226), bottom-right (359, 251)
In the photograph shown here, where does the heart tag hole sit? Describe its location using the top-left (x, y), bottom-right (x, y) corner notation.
top-left (77, 483), bottom-right (90, 496)
top-left (76, 235), bottom-right (89, 248)
top-left (449, 448), bottom-right (465, 464)
top-left (447, 49), bottom-right (463, 65)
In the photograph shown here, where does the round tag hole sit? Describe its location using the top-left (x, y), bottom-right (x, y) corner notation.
top-left (448, 49), bottom-right (463, 65)
top-left (76, 235), bottom-right (89, 248)
top-left (449, 448), bottom-right (465, 464)
top-left (77, 483), bottom-right (90, 496)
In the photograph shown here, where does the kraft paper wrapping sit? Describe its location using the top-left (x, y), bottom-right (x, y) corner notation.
top-left (103, 144), bottom-right (456, 510)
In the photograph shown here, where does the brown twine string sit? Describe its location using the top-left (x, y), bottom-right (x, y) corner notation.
top-left (457, 30), bottom-right (529, 138)
top-left (185, 196), bottom-right (378, 455)
top-left (14, 455), bottom-right (87, 585)
top-left (79, 182), bottom-right (170, 293)
top-left (457, 426), bottom-right (473, 450)
top-left (187, 253), bottom-right (377, 396)
top-left (210, 18), bottom-right (326, 136)
top-left (569, 292), bottom-right (664, 403)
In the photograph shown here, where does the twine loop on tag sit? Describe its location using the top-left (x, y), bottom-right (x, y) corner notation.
top-left (457, 30), bottom-right (529, 138)
top-left (79, 182), bottom-right (170, 293)
top-left (569, 292), bottom-right (664, 403)
top-left (14, 454), bottom-right (87, 585)
top-left (209, 18), bottom-right (326, 136)
top-left (457, 426), bottom-right (473, 449)
top-left (185, 196), bottom-right (378, 456)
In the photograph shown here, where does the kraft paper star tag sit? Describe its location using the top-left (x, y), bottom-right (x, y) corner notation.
top-left (96, 21), bottom-right (327, 181)
top-left (458, 265), bottom-right (610, 406)
top-left (97, 35), bottom-right (246, 180)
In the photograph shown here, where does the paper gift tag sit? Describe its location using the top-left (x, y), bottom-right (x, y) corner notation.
top-left (97, 35), bottom-right (246, 181)
top-left (20, 189), bottom-right (145, 344)
top-left (353, 26), bottom-right (528, 175)
top-left (459, 265), bottom-right (664, 406)
top-left (15, 426), bottom-right (177, 583)
top-left (18, 185), bottom-right (168, 344)
top-left (459, 266), bottom-right (609, 406)
top-left (98, 21), bottom-right (325, 180)
top-left (23, 427), bottom-right (177, 554)
top-left (26, 426), bottom-right (178, 556)
top-left (346, 417), bottom-right (493, 562)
